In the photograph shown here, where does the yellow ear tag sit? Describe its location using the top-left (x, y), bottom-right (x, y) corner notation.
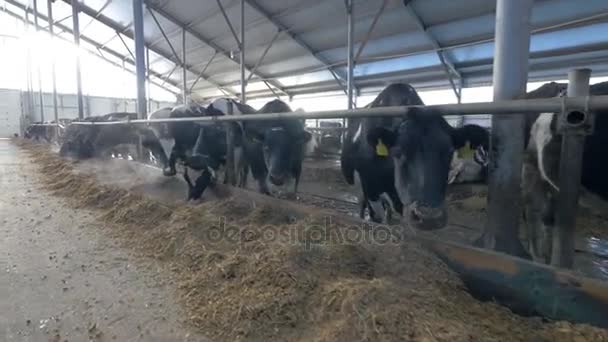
top-left (459, 141), bottom-right (473, 159)
top-left (376, 139), bottom-right (389, 157)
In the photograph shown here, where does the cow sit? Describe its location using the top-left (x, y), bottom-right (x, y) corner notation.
top-left (447, 125), bottom-right (490, 184)
top-left (342, 83), bottom-right (492, 229)
top-left (147, 104), bottom-right (208, 176)
top-left (58, 112), bottom-right (167, 166)
top-left (24, 123), bottom-right (52, 142)
top-left (173, 99), bottom-right (252, 200)
top-left (239, 100), bottom-right (312, 195)
top-left (523, 81), bottom-right (608, 263)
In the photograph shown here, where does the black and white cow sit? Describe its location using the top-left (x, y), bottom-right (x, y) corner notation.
top-left (59, 112), bottom-right (167, 165)
top-left (523, 81), bottom-right (608, 263)
top-left (240, 100), bottom-right (312, 195)
top-left (342, 83), bottom-right (491, 229)
top-left (448, 125), bottom-right (490, 184)
top-left (176, 98), bottom-right (253, 200)
top-left (149, 104), bottom-right (208, 176)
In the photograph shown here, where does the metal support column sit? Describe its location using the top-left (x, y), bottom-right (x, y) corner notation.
top-left (132, 0), bottom-right (147, 119)
top-left (146, 47), bottom-right (151, 112)
top-left (552, 68), bottom-right (592, 268)
top-left (47, 0), bottom-right (59, 133)
top-left (24, 10), bottom-right (34, 124)
top-left (181, 28), bottom-right (187, 105)
top-left (32, 0), bottom-right (45, 123)
top-left (71, 0), bottom-right (84, 119)
top-left (240, 0), bottom-right (246, 104)
top-left (477, 0), bottom-right (533, 258)
top-left (346, 0), bottom-right (354, 110)
top-left (225, 101), bottom-right (236, 186)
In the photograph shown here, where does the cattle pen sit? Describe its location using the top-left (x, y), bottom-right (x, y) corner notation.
top-left (5, 0), bottom-right (608, 341)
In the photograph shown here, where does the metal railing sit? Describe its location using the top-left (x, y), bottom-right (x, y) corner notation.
top-left (68, 95), bottom-right (608, 126)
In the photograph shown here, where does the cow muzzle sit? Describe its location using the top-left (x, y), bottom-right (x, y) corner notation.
top-left (406, 202), bottom-right (447, 230)
top-left (268, 173), bottom-right (286, 186)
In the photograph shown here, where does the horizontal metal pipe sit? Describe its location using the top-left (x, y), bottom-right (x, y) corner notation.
top-left (69, 95), bottom-right (608, 126)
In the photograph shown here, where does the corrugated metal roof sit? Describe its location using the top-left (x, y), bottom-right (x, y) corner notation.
top-left (7, 0), bottom-right (608, 101)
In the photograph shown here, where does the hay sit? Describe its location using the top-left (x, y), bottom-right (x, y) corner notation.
top-left (17, 139), bottom-right (608, 342)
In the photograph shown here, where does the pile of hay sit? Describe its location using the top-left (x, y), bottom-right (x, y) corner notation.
top-left (17, 140), bottom-right (608, 341)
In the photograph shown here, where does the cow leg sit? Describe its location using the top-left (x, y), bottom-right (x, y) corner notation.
top-left (357, 174), bottom-right (370, 219)
top-left (367, 192), bottom-right (386, 223)
top-left (385, 186), bottom-right (404, 221)
top-left (165, 144), bottom-right (186, 176)
top-left (522, 161), bottom-right (553, 263)
top-left (249, 157), bottom-right (270, 195)
top-left (292, 164), bottom-right (302, 194)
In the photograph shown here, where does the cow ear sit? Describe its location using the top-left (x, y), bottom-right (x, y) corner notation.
top-left (366, 127), bottom-right (396, 157)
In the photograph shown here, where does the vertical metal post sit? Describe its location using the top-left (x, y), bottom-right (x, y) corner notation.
top-left (240, 0), bottom-right (246, 104)
top-left (23, 10), bottom-right (34, 124)
top-left (225, 101), bottom-right (236, 185)
top-left (146, 47), bottom-right (151, 112)
top-left (71, 0), bottom-right (84, 119)
top-left (552, 68), bottom-right (591, 268)
top-left (346, 0), bottom-right (354, 110)
top-left (32, 0), bottom-right (45, 123)
top-left (477, 0), bottom-right (533, 257)
top-left (133, 0), bottom-right (147, 119)
top-left (181, 28), bottom-right (188, 105)
top-left (122, 58), bottom-right (127, 112)
top-left (47, 0), bottom-right (59, 135)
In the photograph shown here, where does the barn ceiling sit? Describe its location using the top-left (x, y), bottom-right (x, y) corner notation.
top-left (5, 0), bottom-right (608, 101)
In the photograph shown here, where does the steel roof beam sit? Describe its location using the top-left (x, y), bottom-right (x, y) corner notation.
top-left (216, 0), bottom-right (240, 47)
top-left (1, 0), bottom-right (179, 96)
top-left (404, 5), bottom-right (462, 101)
top-left (60, 0), bottom-right (236, 97)
top-left (244, 0), bottom-right (348, 91)
top-left (246, 29), bottom-right (281, 83)
top-left (190, 52), bottom-right (217, 93)
top-left (143, 0), bottom-right (290, 98)
top-left (354, 0), bottom-right (388, 64)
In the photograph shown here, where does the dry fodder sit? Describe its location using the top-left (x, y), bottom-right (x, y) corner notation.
top-left (17, 140), bottom-right (608, 342)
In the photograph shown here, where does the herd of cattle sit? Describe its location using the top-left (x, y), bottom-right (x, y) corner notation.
top-left (24, 81), bottom-right (608, 264)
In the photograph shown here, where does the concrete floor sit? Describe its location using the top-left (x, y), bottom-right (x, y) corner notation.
top-left (0, 140), bottom-right (208, 342)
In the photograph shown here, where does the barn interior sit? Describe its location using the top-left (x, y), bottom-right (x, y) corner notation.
top-left (2, 0), bottom-right (608, 341)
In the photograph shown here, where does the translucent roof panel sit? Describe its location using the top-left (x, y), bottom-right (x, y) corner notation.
top-left (5, 0), bottom-right (608, 101)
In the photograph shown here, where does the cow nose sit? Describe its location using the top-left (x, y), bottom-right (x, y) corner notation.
top-left (269, 174), bottom-right (285, 186)
top-left (407, 203), bottom-right (447, 230)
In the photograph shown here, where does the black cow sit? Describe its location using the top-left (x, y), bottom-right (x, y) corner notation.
top-left (523, 81), bottom-right (608, 263)
top-left (24, 123), bottom-right (52, 142)
top-left (240, 100), bottom-right (311, 195)
top-left (59, 112), bottom-right (167, 166)
top-left (342, 83), bottom-right (490, 229)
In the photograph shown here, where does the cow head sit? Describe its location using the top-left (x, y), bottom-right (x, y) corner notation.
top-left (366, 110), bottom-right (463, 230)
top-left (248, 125), bottom-right (312, 185)
top-left (244, 100), bottom-right (312, 186)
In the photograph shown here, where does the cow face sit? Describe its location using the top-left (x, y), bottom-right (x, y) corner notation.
top-left (367, 114), bottom-right (454, 230)
top-left (251, 127), bottom-right (312, 186)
